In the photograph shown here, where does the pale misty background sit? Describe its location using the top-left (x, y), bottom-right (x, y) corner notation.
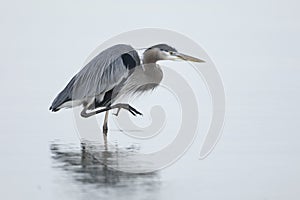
top-left (0, 0), bottom-right (299, 200)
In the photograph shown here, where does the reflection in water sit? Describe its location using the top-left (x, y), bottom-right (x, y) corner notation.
top-left (50, 141), bottom-right (161, 200)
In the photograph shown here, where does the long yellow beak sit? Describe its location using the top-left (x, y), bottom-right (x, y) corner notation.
top-left (174, 52), bottom-right (205, 63)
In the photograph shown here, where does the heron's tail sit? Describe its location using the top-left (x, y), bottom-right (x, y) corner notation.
top-left (49, 96), bottom-right (65, 112)
top-left (49, 89), bottom-right (72, 112)
top-left (49, 105), bottom-right (60, 112)
top-left (49, 76), bottom-right (76, 112)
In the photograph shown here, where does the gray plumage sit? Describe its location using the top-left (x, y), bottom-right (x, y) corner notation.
top-left (146, 44), bottom-right (177, 52)
top-left (50, 44), bottom-right (140, 111)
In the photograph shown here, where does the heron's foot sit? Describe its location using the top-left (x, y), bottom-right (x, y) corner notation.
top-left (112, 103), bottom-right (143, 116)
top-left (103, 130), bottom-right (107, 137)
top-left (113, 108), bottom-right (121, 116)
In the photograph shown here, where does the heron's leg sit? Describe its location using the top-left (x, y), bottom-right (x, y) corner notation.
top-left (103, 111), bottom-right (109, 135)
top-left (110, 103), bottom-right (143, 116)
top-left (80, 103), bottom-right (142, 118)
top-left (80, 106), bottom-right (109, 118)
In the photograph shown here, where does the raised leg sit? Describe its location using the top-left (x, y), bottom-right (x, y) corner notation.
top-left (80, 103), bottom-right (142, 118)
top-left (111, 103), bottom-right (143, 116)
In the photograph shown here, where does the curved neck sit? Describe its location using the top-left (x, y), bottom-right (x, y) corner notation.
top-left (142, 49), bottom-right (159, 64)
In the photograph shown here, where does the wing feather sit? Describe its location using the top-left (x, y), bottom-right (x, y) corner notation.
top-left (50, 44), bottom-right (140, 111)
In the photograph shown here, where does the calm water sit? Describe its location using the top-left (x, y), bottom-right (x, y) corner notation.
top-left (50, 142), bottom-right (161, 200)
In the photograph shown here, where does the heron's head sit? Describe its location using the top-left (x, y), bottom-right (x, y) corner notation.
top-left (143, 44), bottom-right (205, 63)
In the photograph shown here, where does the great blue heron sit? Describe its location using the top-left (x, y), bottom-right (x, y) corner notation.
top-left (50, 44), bottom-right (204, 135)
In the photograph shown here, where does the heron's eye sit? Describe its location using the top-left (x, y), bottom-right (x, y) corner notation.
top-left (170, 52), bottom-right (174, 55)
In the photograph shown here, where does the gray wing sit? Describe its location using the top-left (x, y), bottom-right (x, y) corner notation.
top-left (50, 44), bottom-right (140, 111)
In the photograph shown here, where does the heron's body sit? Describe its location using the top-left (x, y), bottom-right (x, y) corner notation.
top-left (50, 43), bottom-right (204, 134)
top-left (50, 44), bottom-right (142, 111)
